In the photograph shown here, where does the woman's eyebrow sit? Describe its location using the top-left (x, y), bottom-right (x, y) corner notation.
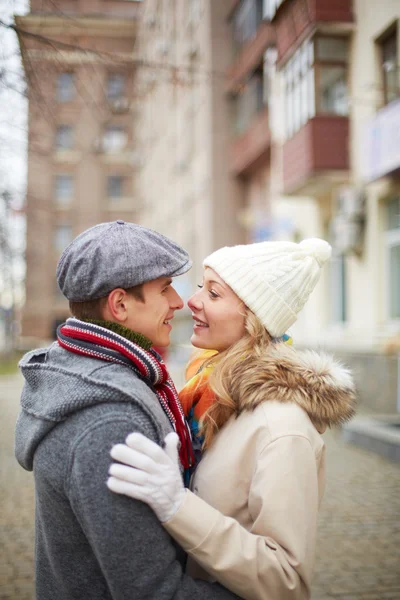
top-left (207, 280), bottom-right (226, 289)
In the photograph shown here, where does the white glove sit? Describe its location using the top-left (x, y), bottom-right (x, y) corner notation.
top-left (107, 432), bottom-right (186, 523)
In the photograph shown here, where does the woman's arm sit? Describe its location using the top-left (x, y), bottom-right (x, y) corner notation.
top-left (108, 433), bottom-right (320, 600)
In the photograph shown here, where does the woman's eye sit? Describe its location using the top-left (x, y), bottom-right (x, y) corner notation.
top-left (197, 284), bottom-right (203, 289)
top-left (209, 290), bottom-right (219, 299)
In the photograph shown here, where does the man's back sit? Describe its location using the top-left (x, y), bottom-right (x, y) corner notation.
top-left (17, 345), bottom-right (181, 599)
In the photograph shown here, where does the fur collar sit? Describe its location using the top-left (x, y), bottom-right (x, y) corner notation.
top-left (237, 342), bottom-right (356, 428)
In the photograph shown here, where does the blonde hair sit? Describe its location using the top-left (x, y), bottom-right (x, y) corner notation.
top-left (200, 309), bottom-right (272, 449)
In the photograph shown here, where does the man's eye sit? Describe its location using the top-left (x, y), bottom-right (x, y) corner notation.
top-left (197, 284), bottom-right (203, 289)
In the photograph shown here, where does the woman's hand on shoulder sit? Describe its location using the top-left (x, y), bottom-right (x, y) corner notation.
top-left (107, 432), bottom-right (186, 523)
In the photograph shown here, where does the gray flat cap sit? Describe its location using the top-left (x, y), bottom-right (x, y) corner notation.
top-left (56, 220), bottom-right (192, 301)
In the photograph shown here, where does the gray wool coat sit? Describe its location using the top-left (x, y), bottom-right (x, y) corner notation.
top-left (15, 342), bottom-right (240, 600)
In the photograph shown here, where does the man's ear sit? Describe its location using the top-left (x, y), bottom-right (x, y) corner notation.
top-left (103, 289), bottom-right (130, 323)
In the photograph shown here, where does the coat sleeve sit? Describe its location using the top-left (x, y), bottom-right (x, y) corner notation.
top-left (68, 412), bottom-right (241, 600)
top-left (163, 435), bottom-right (320, 600)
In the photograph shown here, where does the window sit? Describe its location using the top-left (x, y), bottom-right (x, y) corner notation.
top-left (107, 175), bottom-right (125, 198)
top-left (379, 28), bottom-right (398, 105)
top-left (264, 0), bottom-right (285, 20)
top-left (56, 73), bottom-right (75, 103)
top-left (233, 63), bottom-right (265, 134)
top-left (102, 126), bottom-right (128, 152)
top-left (55, 125), bottom-right (73, 150)
top-left (54, 225), bottom-right (73, 253)
top-left (232, 0), bottom-right (263, 53)
top-left (187, 0), bottom-right (202, 26)
top-left (106, 73), bottom-right (125, 100)
top-left (55, 175), bottom-right (74, 206)
top-left (330, 253), bottom-right (347, 323)
top-left (282, 36), bottom-right (349, 139)
top-left (386, 198), bottom-right (400, 320)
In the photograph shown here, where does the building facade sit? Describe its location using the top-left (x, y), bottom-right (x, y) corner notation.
top-left (267, 0), bottom-right (400, 412)
top-left (18, 0), bottom-right (141, 341)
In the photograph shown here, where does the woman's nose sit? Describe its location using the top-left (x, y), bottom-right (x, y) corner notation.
top-left (188, 291), bottom-right (202, 312)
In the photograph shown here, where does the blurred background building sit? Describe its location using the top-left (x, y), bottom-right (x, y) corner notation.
top-left (16, 0), bottom-right (141, 341)
top-left (7, 0), bottom-right (400, 415)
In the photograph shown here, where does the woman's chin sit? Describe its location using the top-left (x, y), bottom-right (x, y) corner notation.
top-left (191, 333), bottom-right (212, 349)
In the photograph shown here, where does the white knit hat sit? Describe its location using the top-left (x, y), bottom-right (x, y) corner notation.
top-left (203, 238), bottom-right (332, 338)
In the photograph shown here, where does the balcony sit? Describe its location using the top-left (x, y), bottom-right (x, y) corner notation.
top-left (282, 115), bottom-right (349, 194)
top-left (226, 21), bottom-right (275, 92)
top-left (231, 107), bottom-right (271, 176)
top-left (269, 0), bottom-right (354, 64)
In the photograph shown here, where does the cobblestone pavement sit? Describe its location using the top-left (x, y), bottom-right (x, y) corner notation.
top-left (1, 373), bottom-right (399, 600)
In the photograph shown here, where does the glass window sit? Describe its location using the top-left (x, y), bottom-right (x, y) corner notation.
top-left (107, 175), bottom-right (125, 198)
top-left (386, 198), bottom-right (400, 320)
top-left (316, 37), bottom-right (349, 62)
top-left (387, 198), bottom-right (400, 230)
top-left (283, 36), bottom-right (348, 139)
top-left (233, 63), bottom-right (265, 135)
top-left (55, 175), bottom-right (73, 206)
top-left (319, 66), bottom-right (348, 115)
top-left (380, 29), bottom-right (398, 105)
top-left (389, 244), bottom-right (400, 319)
top-left (102, 126), bottom-right (128, 152)
top-left (55, 125), bottom-right (73, 150)
top-left (56, 73), bottom-right (75, 103)
top-left (232, 0), bottom-right (263, 52)
top-left (54, 225), bottom-right (72, 253)
top-left (106, 74), bottom-right (125, 100)
top-left (330, 253), bottom-right (347, 323)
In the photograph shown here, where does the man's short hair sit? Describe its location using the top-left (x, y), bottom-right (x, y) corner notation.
top-left (69, 284), bottom-right (144, 321)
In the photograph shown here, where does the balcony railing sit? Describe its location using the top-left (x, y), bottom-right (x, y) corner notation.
top-left (282, 115), bottom-right (349, 194)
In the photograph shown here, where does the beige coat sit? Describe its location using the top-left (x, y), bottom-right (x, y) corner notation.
top-left (164, 343), bottom-right (356, 600)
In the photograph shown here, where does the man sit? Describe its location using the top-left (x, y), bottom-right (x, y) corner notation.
top-left (15, 221), bottom-right (239, 600)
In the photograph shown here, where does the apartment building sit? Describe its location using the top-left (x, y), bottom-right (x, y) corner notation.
top-left (266, 0), bottom-right (400, 412)
top-left (132, 0), bottom-right (248, 353)
top-left (17, 0), bottom-right (141, 341)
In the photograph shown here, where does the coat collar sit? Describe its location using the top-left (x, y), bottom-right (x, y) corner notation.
top-left (238, 342), bottom-right (356, 429)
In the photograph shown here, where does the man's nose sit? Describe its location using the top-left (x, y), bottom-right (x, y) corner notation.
top-left (170, 286), bottom-right (184, 310)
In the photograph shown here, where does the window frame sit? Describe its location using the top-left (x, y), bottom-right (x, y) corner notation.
top-left (102, 125), bottom-right (128, 153)
top-left (106, 72), bottom-right (126, 101)
top-left (377, 23), bottom-right (399, 106)
top-left (55, 125), bottom-right (74, 151)
top-left (56, 72), bottom-right (75, 104)
top-left (55, 174), bottom-right (74, 206)
top-left (282, 35), bottom-right (349, 140)
top-left (106, 175), bottom-right (126, 199)
top-left (385, 197), bottom-right (400, 323)
top-left (54, 224), bottom-right (73, 253)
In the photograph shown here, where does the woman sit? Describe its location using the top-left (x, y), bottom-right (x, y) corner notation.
top-left (107, 238), bottom-right (356, 600)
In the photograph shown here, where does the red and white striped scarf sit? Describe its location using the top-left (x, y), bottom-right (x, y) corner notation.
top-left (57, 318), bottom-right (194, 479)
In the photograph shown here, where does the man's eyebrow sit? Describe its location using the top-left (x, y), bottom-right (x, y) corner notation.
top-left (163, 278), bottom-right (173, 286)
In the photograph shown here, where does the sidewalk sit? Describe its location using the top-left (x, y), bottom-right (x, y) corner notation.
top-left (1, 372), bottom-right (399, 599)
top-left (1, 374), bottom-right (34, 600)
